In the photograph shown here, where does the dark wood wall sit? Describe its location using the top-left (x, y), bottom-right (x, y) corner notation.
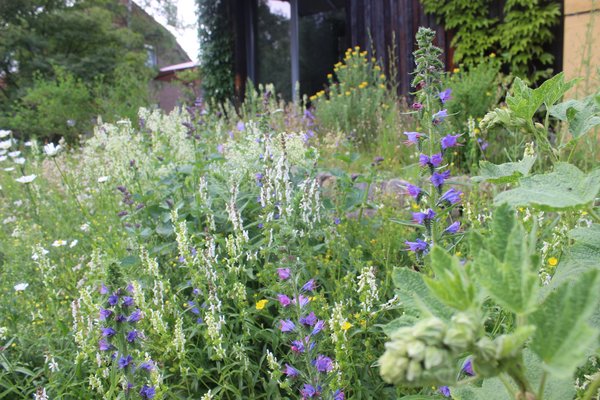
top-left (345, 0), bottom-right (453, 96)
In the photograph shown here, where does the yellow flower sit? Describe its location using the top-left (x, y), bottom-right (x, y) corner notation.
top-left (374, 65), bottom-right (381, 71)
top-left (489, 52), bottom-right (496, 58)
top-left (255, 299), bottom-right (268, 310)
top-left (309, 95), bottom-right (317, 101)
top-left (354, 45), bottom-right (360, 51)
top-left (411, 203), bottom-right (420, 210)
top-left (548, 257), bottom-right (558, 267)
top-left (455, 252), bottom-right (462, 257)
top-left (342, 321), bottom-right (353, 331)
top-left (345, 91), bottom-right (351, 96)
top-left (327, 73), bottom-right (332, 79)
top-left (453, 68), bottom-right (460, 73)
top-left (379, 74), bottom-right (386, 80)
top-left (474, 128), bottom-right (481, 135)
top-left (379, 84), bottom-right (386, 89)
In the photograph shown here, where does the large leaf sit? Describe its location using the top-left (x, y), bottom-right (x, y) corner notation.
top-left (549, 94), bottom-right (600, 139)
top-left (451, 350), bottom-right (576, 400)
top-left (507, 73), bottom-right (577, 121)
top-left (530, 269), bottom-right (600, 377)
top-left (494, 163), bottom-right (600, 211)
top-left (392, 268), bottom-right (452, 319)
top-left (472, 207), bottom-right (539, 315)
top-left (424, 247), bottom-right (477, 311)
top-left (473, 155), bottom-right (536, 184)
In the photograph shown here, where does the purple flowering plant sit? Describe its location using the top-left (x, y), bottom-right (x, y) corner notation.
top-left (403, 28), bottom-right (464, 260)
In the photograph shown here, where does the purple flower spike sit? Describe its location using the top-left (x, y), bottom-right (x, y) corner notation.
top-left (277, 294), bottom-right (291, 307)
top-left (127, 309), bottom-right (142, 323)
top-left (430, 153), bottom-right (443, 167)
top-left (412, 209), bottom-right (436, 225)
top-left (334, 389), bottom-right (345, 400)
top-left (139, 360), bottom-right (155, 371)
top-left (122, 296), bottom-right (134, 307)
top-left (284, 363), bottom-right (300, 378)
top-left (99, 284), bottom-right (109, 295)
top-left (118, 355), bottom-right (133, 369)
top-left (293, 295), bottom-right (310, 308)
top-left (98, 339), bottom-right (111, 351)
top-left (405, 239), bottom-right (428, 254)
top-left (301, 384), bottom-right (318, 398)
top-left (431, 170), bottom-right (451, 189)
top-left (108, 294), bottom-right (119, 306)
top-left (312, 320), bottom-right (325, 335)
top-left (126, 329), bottom-right (139, 343)
top-left (403, 131), bottom-right (423, 146)
top-left (439, 386), bottom-right (451, 397)
top-left (463, 358), bottom-right (474, 376)
top-left (439, 88), bottom-right (452, 104)
top-left (301, 279), bottom-right (317, 292)
top-left (406, 184), bottom-right (422, 200)
top-left (440, 188), bottom-right (462, 205)
top-left (441, 134), bottom-right (462, 150)
top-left (101, 327), bottom-right (116, 337)
top-left (99, 308), bottom-right (112, 320)
top-left (300, 312), bottom-right (317, 326)
top-left (236, 121), bottom-right (245, 131)
top-left (277, 268), bottom-right (291, 280)
top-left (291, 340), bottom-right (305, 353)
top-left (313, 355), bottom-right (334, 373)
top-left (140, 385), bottom-right (156, 399)
top-left (433, 109), bottom-right (448, 123)
top-left (280, 319), bottom-right (295, 333)
top-left (445, 221), bottom-right (461, 234)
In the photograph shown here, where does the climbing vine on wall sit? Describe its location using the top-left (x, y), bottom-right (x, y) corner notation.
top-left (421, 0), bottom-right (561, 82)
top-left (197, 0), bottom-right (234, 104)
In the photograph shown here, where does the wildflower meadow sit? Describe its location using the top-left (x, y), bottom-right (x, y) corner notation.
top-left (1, 27), bottom-right (599, 400)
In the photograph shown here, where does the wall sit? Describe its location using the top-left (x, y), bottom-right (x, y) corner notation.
top-left (563, 0), bottom-right (599, 97)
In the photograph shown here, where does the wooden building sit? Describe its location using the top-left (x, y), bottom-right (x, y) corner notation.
top-left (230, 0), bottom-right (453, 101)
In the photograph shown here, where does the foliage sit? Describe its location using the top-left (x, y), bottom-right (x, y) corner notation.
top-left (197, 0), bottom-right (234, 104)
top-left (0, 0), bottom-right (176, 141)
top-left (312, 46), bottom-right (395, 148)
top-left (382, 204), bottom-right (600, 398)
top-left (421, 0), bottom-right (561, 81)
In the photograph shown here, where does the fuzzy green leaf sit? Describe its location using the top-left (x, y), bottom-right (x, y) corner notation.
top-left (549, 94), bottom-right (600, 139)
top-left (494, 163), bottom-right (600, 211)
top-left (507, 73), bottom-right (577, 121)
top-left (530, 269), bottom-right (600, 377)
top-left (424, 247), bottom-right (476, 311)
top-left (473, 155), bottom-right (536, 183)
top-left (393, 268), bottom-right (452, 319)
top-left (472, 207), bottom-right (538, 315)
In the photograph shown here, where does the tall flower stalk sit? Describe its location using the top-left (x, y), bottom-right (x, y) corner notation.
top-left (404, 27), bottom-right (463, 257)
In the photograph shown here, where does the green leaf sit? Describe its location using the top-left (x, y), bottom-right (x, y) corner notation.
top-left (549, 94), bottom-right (600, 139)
top-left (472, 211), bottom-right (538, 315)
top-left (530, 269), bottom-right (600, 377)
top-left (382, 314), bottom-right (419, 336)
top-left (506, 73), bottom-right (577, 121)
top-left (494, 163), bottom-right (600, 211)
top-left (473, 155), bottom-right (536, 183)
top-left (451, 350), bottom-right (576, 400)
top-left (424, 247), bottom-right (477, 311)
top-left (392, 268), bottom-right (452, 319)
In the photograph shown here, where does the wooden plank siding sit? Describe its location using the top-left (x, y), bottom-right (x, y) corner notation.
top-left (343, 0), bottom-right (452, 95)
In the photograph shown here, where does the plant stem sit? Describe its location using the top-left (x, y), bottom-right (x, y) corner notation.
top-left (582, 372), bottom-right (600, 400)
top-left (537, 371), bottom-right (547, 400)
top-left (499, 373), bottom-right (517, 399)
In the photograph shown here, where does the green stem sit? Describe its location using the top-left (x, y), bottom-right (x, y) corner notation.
top-left (587, 207), bottom-right (600, 223)
top-left (537, 371), bottom-right (547, 400)
top-left (499, 373), bottom-right (518, 399)
top-left (582, 372), bottom-right (600, 400)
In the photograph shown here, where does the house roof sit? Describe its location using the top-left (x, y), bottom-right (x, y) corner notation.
top-left (154, 61), bottom-right (199, 81)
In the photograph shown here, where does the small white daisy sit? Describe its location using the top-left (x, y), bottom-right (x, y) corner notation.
top-left (15, 174), bottom-right (36, 183)
top-left (8, 150), bottom-right (20, 158)
top-left (13, 157), bottom-right (25, 165)
top-left (14, 282), bottom-right (29, 291)
top-left (97, 176), bottom-right (109, 183)
top-left (43, 143), bottom-right (62, 157)
top-left (69, 239), bottom-right (78, 248)
top-left (0, 129), bottom-right (10, 138)
top-left (52, 239), bottom-right (67, 247)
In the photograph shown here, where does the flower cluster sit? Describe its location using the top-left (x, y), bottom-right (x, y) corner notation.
top-left (97, 283), bottom-right (157, 398)
top-left (275, 270), bottom-right (344, 399)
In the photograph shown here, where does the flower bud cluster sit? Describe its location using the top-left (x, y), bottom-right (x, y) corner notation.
top-left (380, 313), bottom-right (480, 386)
